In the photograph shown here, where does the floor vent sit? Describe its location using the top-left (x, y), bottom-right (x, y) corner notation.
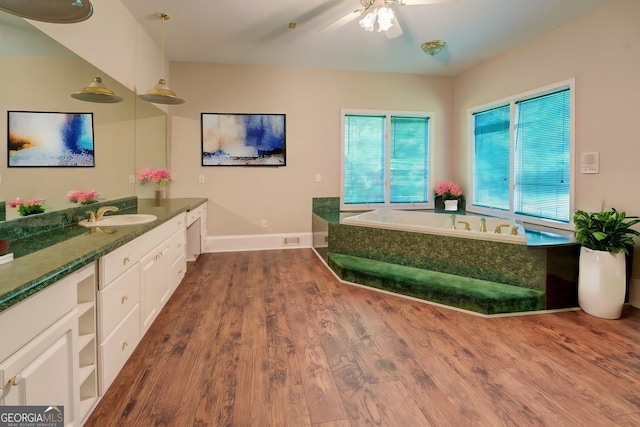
top-left (283, 237), bottom-right (301, 246)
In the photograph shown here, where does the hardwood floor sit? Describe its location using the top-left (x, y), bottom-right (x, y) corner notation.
top-left (85, 249), bottom-right (640, 426)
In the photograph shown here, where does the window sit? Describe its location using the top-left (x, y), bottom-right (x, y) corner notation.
top-left (471, 81), bottom-right (573, 224)
top-left (342, 110), bottom-right (431, 209)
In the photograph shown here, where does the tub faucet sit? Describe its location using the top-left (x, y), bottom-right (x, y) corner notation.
top-left (96, 206), bottom-right (119, 221)
top-left (450, 214), bottom-right (456, 229)
top-left (494, 224), bottom-right (510, 234)
top-left (511, 226), bottom-right (519, 235)
top-left (458, 220), bottom-right (471, 231)
top-left (480, 218), bottom-right (487, 232)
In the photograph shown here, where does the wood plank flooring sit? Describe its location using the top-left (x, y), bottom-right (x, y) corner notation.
top-left (84, 249), bottom-right (640, 426)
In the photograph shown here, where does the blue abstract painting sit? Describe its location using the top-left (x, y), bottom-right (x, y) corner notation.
top-left (8, 111), bottom-right (95, 167)
top-left (201, 113), bottom-right (286, 166)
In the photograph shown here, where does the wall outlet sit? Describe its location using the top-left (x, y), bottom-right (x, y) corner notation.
top-left (129, 175), bottom-right (135, 184)
top-left (199, 174), bottom-right (205, 184)
top-left (261, 219), bottom-right (267, 228)
top-left (315, 173), bottom-right (321, 183)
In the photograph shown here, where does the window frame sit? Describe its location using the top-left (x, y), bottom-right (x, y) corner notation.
top-left (340, 108), bottom-right (434, 211)
top-left (467, 79), bottom-right (576, 229)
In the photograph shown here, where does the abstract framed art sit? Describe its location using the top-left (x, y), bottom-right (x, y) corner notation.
top-left (8, 111), bottom-right (95, 167)
top-left (201, 113), bottom-right (286, 166)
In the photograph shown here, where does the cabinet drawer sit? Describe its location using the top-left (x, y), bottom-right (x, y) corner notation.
top-left (168, 228), bottom-right (186, 264)
top-left (186, 206), bottom-right (202, 226)
top-left (98, 264), bottom-right (140, 339)
top-left (99, 304), bottom-right (140, 394)
top-left (100, 236), bottom-right (150, 287)
top-left (0, 271), bottom-right (77, 363)
top-left (171, 253), bottom-right (187, 291)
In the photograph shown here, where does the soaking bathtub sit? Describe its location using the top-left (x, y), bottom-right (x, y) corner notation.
top-left (342, 208), bottom-right (527, 244)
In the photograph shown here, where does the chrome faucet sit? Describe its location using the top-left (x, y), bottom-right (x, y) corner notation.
top-left (96, 206), bottom-right (119, 221)
top-left (480, 218), bottom-right (487, 232)
top-left (458, 220), bottom-right (471, 231)
top-left (450, 214), bottom-right (456, 229)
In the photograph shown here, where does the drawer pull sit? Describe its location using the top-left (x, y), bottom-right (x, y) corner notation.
top-left (123, 255), bottom-right (130, 265)
top-left (121, 295), bottom-right (128, 304)
top-left (9, 373), bottom-right (22, 386)
top-left (122, 340), bottom-right (129, 351)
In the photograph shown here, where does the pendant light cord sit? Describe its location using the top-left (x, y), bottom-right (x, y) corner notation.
top-left (160, 13), bottom-right (167, 80)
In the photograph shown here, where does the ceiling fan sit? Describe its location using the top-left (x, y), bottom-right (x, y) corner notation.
top-left (319, 0), bottom-right (455, 39)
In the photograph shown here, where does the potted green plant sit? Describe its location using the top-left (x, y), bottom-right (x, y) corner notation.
top-left (573, 209), bottom-right (640, 319)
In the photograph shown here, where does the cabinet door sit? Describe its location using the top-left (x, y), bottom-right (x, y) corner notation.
top-left (0, 310), bottom-right (78, 427)
top-left (140, 242), bottom-right (170, 335)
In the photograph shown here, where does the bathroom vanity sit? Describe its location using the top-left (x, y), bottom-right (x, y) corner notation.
top-left (0, 197), bottom-right (207, 425)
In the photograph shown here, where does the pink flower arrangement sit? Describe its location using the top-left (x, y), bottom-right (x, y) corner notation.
top-left (434, 181), bottom-right (463, 201)
top-left (137, 168), bottom-right (172, 185)
top-left (8, 197), bottom-right (45, 216)
top-left (67, 190), bottom-right (100, 205)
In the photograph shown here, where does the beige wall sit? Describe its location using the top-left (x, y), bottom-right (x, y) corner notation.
top-left (168, 63), bottom-right (453, 236)
top-left (0, 55), bottom-right (136, 218)
top-left (452, 0), bottom-right (640, 215)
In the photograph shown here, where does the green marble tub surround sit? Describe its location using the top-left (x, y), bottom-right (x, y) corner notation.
top-left (311, 197), bottom-right (580, 311)
top-left (0, 197), bottom-right (207, 312)
top-left (0, 201), bottom-right (5, 221)
top-left (328, 252), bottom-right (545, 315)
top-left (329, 222), bottom-right (547, 290)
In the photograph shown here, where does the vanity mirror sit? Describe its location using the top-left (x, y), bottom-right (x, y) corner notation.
top-left (0, 12), bottom-right (167, 221)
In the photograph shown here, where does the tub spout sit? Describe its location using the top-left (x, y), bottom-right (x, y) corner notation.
top-left (511, 226), bottom-right (519, 235)
top-left (458, 220), bottom-right (471, 231)
top-left (450, 214), bottom-right (456, 229)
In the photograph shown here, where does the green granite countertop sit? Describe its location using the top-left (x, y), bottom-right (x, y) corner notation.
top-left (0, 198), bottom-right (207, 313)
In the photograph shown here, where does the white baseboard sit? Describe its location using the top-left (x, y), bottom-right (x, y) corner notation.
top-left (204, 232), bottom-right (313, 252)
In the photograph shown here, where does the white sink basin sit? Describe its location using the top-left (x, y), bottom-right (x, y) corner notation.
top-left (79, 214), bottom-right (158, 228)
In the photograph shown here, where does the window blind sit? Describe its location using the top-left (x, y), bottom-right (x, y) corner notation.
top-left (390, 116), bottom-right (429, 203)
top-left (343, 115), bottom-right (386, 205)
top-left (473, 105), bottom-right (510, 210)
top-left (514, 88), bottom-right (570, 222)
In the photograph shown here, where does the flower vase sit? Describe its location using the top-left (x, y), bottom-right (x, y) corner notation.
top-left (578, 247), bottom-right (626, 319)
top-left (154, 189), bottom-right (163, 206)
top-left (444, 199), bottom-right (458, 211)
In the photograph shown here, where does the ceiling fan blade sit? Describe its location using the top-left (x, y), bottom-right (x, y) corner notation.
top-left (385, 16), bottom-right (403, 39)
top-left (397, 0), bottom-right (456, 5)
top-left (318, 8), bottom-right (364, 33)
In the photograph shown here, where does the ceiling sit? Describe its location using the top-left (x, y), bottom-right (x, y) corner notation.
top-left (121, 0), bottom-right (608, 76)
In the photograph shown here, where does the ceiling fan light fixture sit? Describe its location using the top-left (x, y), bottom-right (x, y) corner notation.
top-left (420, 39), bottom-right (446, 56)
top-left (71, 75), bottom-right (123, 103)
top-left (0, 0), bottom-right (93, 23)
top-left (358, 10), bottom-right (377, 31)
top-left (139, 12), bottom-right (185, 105)
top-left (359, 4), bottom-right (395, 32)
top-left (376, 6), bottom-right (394, 32)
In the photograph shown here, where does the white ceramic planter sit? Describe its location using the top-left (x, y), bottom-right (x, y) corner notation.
top-left (444, 200), bottom-right (458, 211)
top-left (578, 247), bottom-right (626, 319)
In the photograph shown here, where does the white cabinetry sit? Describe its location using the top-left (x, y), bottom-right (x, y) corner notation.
top-left (140, 240), bottom-right (170, 334)
top-left (75, 264), bottom-right (98, 422)
top-left (0, 268), bottom-right (83, 427)
top-left (186, 202), bottom-right (207, 262)
top-left (97, 213), bottom-right (186, 394)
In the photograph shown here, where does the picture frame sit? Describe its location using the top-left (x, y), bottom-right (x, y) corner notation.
top-left (201, 113), bottom-right (286, 166)
top-left (8, 110), bottom-right (95, 167)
